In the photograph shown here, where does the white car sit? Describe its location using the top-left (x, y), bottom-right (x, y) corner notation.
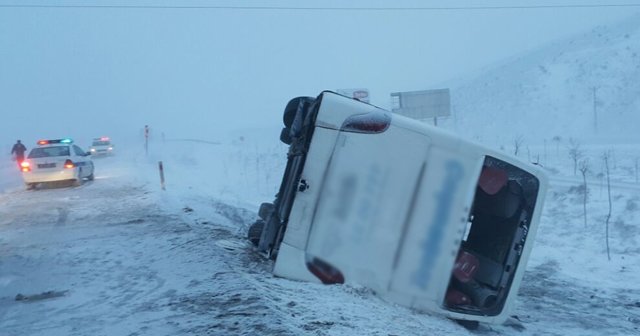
top-left (20, 138), bottom-right (95, 189)
top-left (249, 92), bottom-right (548, 326)
top-left (89, 137), bottom-right (115, 156)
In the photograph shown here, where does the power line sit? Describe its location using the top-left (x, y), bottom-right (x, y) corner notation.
top-left (1, 3), bottom-right (640, 10)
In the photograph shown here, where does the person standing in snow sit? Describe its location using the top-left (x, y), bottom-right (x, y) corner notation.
top-left (11, 140), bottom-right (27, 167)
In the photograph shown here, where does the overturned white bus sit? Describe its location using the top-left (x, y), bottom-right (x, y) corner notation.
top-left (248, 91), bottom-right (548, 325)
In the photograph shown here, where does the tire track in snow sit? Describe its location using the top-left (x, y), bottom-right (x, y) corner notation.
top-left (0, 180), bottom-right (201, 335)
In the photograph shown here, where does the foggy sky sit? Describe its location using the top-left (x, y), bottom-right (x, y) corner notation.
top-left (1, 0), bottom-right (638, 148)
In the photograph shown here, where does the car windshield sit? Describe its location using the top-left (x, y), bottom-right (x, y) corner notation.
top-left (28, 146), bottom-right (70, 158)
top-left (92, 141), bottom-right (110, 146)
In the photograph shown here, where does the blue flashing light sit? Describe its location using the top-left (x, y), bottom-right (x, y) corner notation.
top-left (37, 138), bottom-right (74, 146)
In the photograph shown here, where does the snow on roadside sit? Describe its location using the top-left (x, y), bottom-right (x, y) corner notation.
top-left (1, 128), bottom-right (638, 336)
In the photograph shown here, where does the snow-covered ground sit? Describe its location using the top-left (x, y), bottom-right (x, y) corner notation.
top-left (1, 131), bottom-right (638, 336)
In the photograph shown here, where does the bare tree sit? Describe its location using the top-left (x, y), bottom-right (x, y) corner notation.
top-left (568, 138), bottom-right (583, 176)
top-left (578, 159), bottom-right (590, 228)
top-left (603, 151), bottom-right (612, 261)
top-left (513, 136), bottom-right (524, 157)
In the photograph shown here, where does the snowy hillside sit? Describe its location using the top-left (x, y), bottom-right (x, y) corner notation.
top-left (445, 13), bottom-right (640, 145)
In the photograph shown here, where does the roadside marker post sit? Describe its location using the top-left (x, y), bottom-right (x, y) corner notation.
top-left (158, 161), bottom-right (166, 190)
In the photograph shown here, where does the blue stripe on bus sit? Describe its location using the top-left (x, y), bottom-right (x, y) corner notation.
top-left (412, 160), bottom-right (464, 289)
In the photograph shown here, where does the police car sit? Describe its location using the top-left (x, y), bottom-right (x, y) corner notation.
top-left (89, 137), bottom-right (115, 156)
top-left (20, 138), bottom-right (95, 189)
top-left (249, 92), bottom-right (548, 326)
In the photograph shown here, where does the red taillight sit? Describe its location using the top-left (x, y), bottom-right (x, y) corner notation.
top-left (305, 256), bottom-right (345, 285)
top-left (340, 111), bottom-right (391, 134)
top-left (64, 159), bottom-right (75, 169)
top-left (20, 161), bottom-right (30, 172)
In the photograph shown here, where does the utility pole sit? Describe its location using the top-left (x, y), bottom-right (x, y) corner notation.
top-left (592, 87), bottom-right (598, 133)
top-left (144, 125), bottom-right (149, 156)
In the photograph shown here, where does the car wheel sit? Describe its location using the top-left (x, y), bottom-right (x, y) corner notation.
top-left (25, 183), bottom-right (36, 190)
top-left (87, 173), bottom-right (95, 181)
top-left (73, 169), bottom-right (83, 186)
top-left (247, 220), bottom-right (265, 247)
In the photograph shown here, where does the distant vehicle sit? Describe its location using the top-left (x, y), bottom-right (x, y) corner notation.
top-left (89, 137), bottom-right (115, 156)
top-left (248, 91), bottom-right (548, 326)
top-left (21, 138), bottom-right (95, 189)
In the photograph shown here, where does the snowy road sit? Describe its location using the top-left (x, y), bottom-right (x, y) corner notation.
top-left (1, 146), bottom-right (639, 335)
top-left (0, 176), bottom-right (219, 335)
